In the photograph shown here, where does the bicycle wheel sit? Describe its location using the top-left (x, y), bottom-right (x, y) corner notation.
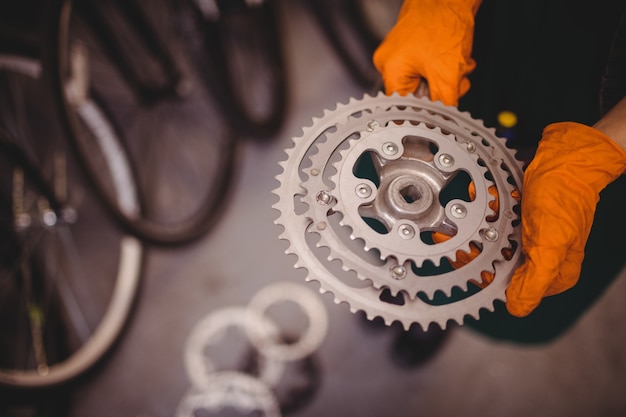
top-left (49, 0), bottom-right (240, 245)
top-left (0, 53), bottom-right (143, 388)
top-left (176, 0), bottom-right (288, 139)
top-left (304, 0), bottom-right (382, 90)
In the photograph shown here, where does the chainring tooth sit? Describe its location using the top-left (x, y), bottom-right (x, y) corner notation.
top-left (273, 93), bottom-right (524, 330)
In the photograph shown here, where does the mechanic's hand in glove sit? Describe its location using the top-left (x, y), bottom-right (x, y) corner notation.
top-left (506, 106), bottom-right (626, 317)
top-left (373, 0), bottom-right (482, 106)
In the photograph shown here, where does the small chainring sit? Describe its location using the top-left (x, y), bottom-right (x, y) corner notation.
top-left (273, 93), bottom-right (524, 330)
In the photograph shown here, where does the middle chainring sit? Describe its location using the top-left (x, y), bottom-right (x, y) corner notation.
top-left (273, 93), bottom-right (524, 330)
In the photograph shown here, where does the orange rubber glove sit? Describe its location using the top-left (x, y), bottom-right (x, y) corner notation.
top-left (506, 122), bottom-right (626, 317)
top-left (372, 0), bottom-right (481, 106)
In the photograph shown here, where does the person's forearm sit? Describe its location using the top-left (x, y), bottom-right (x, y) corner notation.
top-left (593, 96), bottom-right (626, 153)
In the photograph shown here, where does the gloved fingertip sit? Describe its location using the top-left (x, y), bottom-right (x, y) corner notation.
top-left (504, 263), bottom-right (546, 317)
top-left (424, 73), bottom-right (459, 106)
top-left (384, 77), bottom-right (421, 97)
top-left (433, 94), bottom-right (458, 107)
top-left (459, 76), bottom-right (472, 98)
top-left (544, 254), bottom-right (583, 296)
top-left (431, 89), bottom-right (459, 107)
top-left (505, 299), bottom-right (537, 317)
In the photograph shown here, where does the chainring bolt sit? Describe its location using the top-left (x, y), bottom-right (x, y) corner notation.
top-left (355, 183), bottom-right (372, 199)
top-left (484, 227), bottom-right (499, 241)
top-left (398, 224), bottom-right (415, 240)
top-left (382, 142), bottom-right (398, 156)
top-left (310, 168), bottom-right (320, 176)
top-left (366, 120), bottom-right (381, 132)
top-left (465, 141), bottom-right (476, 152)
top-left (451, 204), bottom-right (467, 219)
top-left (438, 153), bottom-right (455, 167)
top-left (316, 190), bottom-right (333, 205)
top-left (390, 265), bottom-right (407, 280)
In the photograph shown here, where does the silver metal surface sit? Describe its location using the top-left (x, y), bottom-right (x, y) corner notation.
top-left (273, 93), bottom-right (524, 330)
top-left (245, 281), bottom-right (329, 362)
top-left (184, 306), bottom-right (285, 388)
top-left (175, 371), bottom-right (281, 417)
top-left (177, 282), bottom-right (328, 416)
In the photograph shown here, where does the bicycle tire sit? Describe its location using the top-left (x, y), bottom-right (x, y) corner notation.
top-left (176, 0), bottom-right (288, 140)
top-left (304, 0), bottom-right (381, 90)
top-left (0, 54), bottom-right (143, 389)
top-left (49, 0), bottom-right (240, 246)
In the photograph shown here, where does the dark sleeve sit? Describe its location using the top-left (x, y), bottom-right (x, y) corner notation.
top-left (601, 7), bottom-right (626, 116)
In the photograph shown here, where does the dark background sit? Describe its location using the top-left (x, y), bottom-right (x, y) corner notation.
top-left (2, 0), bottom-right (626, 415)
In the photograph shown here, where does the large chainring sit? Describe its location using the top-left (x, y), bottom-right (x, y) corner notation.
top-left (273, 93), bottom-right (524, 330)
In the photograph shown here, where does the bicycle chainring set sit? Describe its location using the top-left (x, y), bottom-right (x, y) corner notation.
top-left (273, 93), bottom-right (524, 330)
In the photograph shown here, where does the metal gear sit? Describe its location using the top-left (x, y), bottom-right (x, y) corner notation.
top-left (273, 93), bottom-right (524, 330)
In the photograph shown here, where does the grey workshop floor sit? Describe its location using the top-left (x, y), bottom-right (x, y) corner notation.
top-left (67, 1), bottom-right (626, 416)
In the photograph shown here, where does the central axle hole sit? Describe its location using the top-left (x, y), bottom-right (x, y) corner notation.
top-left (401, 184), bottom-right (422, 204)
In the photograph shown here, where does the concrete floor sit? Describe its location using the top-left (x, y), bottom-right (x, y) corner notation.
top-left (60, 1), bottom-right (626, 416)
